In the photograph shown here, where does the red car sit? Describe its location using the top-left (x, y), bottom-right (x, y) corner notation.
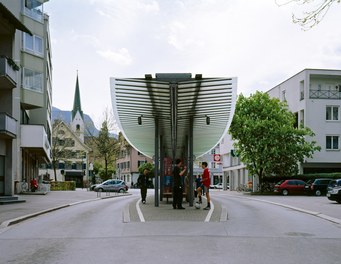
top-left (274, 179), bottom-right (306, 196)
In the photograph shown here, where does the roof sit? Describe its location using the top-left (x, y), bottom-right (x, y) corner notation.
top-left (54, 120), bottom-right (91, 152)
top-left (72, 74), bottom-right (84, 120)
top-left (111, 73), bottom-right (237, 159)
top-left (0, 3), bottom-right (32, 35)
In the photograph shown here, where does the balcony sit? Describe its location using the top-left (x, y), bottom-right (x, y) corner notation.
top-left (0, 113), bottom-right (17, 139)
top-left (310, 89), bottom-right (341, 99)
top-left (0, 57), bottom-right (17, 89)
top-left (21, 124), bottom-right (51, 163)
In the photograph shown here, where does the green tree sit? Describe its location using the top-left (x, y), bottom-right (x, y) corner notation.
top-left (138, 162), bottom-right (155, 176)
top-left (96, 120), bottom-right (118, 180)
top-left (51, 120), bottom-right (71, 181)
top-left (276, 0), bottom-right (340, 29)
top-left (229, 91), bottom-right (320, 190)
top-left (88, 110), bottom-right (119, 180)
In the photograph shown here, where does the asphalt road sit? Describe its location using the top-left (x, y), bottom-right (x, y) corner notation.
top-left (0, 190), bottom-right (340, 264)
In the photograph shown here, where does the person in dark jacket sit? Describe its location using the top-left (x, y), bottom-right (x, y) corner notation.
top-left (172, 159), bottom-right (187, 209)
top-left (137, 168), bottom-right (149, 204)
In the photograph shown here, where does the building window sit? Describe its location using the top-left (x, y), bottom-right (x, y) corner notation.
top-left (24, 0), bottom-right (44, 22)
top-left (300, 80), bottom-right (304, 100)
top-left (24, 33), bottom-right (43, 56)
top-left (282, 90), bottom-right (286, 101)
top-left (138, 160), bottom-right (146, 167)
top-left (326, 106), bottom-right (339, 121)
top-left (21, 109), bottom-right (30, 124)
top-left (300, 109), bottom-right (304, 127)
top-left (326, 136), bottom-right (339, 150)
top-left (65, 138), bottom-right (75, 147)
top-left (23, 68), bottom-right (43, 92)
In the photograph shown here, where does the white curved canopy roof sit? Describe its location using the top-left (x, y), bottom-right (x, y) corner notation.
top-left (110, 73), bottom-right (237, 159)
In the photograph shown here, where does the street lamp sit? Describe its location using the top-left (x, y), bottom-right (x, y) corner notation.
top-left (89, 162), bottom-right (93, 186)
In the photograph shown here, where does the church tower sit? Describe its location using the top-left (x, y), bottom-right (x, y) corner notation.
top-left (71, 73), bottom-right (85, 143)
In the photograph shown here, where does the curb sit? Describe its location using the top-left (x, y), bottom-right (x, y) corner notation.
top-left (0, 193), bottom-right (132, 228)
top-left (230, 194), bottom-right (341, 225)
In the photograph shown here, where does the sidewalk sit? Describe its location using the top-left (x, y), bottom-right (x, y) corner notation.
top-left (129, 195), bottom-right (224, 223)
top-left (0, 189), bottom-right (128, 227)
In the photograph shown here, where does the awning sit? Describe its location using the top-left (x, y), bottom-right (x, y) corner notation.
top-left (110, 73), bottom-right (237, 159)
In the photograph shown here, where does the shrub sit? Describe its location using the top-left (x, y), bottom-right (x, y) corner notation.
top-left (50, 181), bottom-right (76, 191)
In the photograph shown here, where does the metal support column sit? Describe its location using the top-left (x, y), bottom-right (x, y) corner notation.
top-left (188, 118), bottom-right (194, 206)
top-left (154, 118), bottom-right (159, 207)
top-left (160, 135), bottom-right (164, 201)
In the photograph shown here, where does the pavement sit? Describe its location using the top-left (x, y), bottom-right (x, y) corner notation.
top-left (1, 189), bottom-right (340, 228)
top-left (0, 189), bottom-right (129, 228)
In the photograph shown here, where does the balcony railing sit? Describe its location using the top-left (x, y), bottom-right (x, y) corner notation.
top-left (0, 113), bottom-right (17, 138)
top-left (21, 124), bottom-right (51, 162)
top-left (310, 89), bottom-right (341, 99)
top-left (0, 57), bottom-right (17, 89)
top-left (23, 7), bottom-right (43, 22)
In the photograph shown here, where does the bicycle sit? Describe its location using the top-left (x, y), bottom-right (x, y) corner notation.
top-left (21, 181), bottom-right (28, 193)
top-left (236, 184), bottom-right (249, 192)
top-left (256, 182), bottom-right (275, 193)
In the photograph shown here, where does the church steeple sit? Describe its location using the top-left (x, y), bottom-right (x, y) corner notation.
top-left (72, 73), bottom-right (84, 120)
top-left (71, 72), bottom-right (85, 143)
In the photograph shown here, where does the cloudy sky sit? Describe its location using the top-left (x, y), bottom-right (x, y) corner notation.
top-left (45, 0), bottom-right (341, 129)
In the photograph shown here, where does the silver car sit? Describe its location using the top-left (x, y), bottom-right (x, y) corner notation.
top-left (94, 179), bottom-right (128, 193)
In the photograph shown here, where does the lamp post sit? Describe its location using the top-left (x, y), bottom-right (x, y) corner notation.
top-left (89, 162), bottom-right (93, 190)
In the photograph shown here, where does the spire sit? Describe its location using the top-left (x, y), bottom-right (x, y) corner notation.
top-left (72, 72), bottom-right (84, 120)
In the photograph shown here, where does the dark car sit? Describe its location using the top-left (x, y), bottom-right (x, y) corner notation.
top-left (327, 179), bottom-right (341, 204)
top-left (94, 179), bottom-right (128, 193)
top-left (274, 179), bottom-right (306, 196)
top-left (304, 178), bottom-right (333, 196)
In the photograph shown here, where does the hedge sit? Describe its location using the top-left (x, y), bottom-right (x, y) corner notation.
top-left (50, 181), bottom-right (76, 191)
top-left (263, 173), bottom-right (341, 184)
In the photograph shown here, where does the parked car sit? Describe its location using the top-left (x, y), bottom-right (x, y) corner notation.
top-left (304, 178), bottom-right (333, 196)
top-left (274, 179), bottom-right (306, 196)
top-left (93, 179), bottom-right (128, 193)
top-left (210, 183), bottom-right (223, 189)
top-left (326, 179), bottom-right (341, 204)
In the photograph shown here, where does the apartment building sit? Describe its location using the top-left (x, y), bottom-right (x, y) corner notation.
top-left (116, 146), bottom-right (153, 187)
top-left (268, 69), bottom-right (341, 173)
top-left (0, 0), bottom-right (52, 196)
top-left (222, 69), bottom-right (341, 190)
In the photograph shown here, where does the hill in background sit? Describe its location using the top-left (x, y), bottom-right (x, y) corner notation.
top-left (52, 106), bottom-right (103, 137)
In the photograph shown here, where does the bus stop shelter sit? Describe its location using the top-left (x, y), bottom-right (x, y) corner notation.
top-left (110, 73), bottom-right (237, 206)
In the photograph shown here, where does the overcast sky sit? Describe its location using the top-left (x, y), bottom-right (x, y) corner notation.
top-left (45, 0), bottom-right (341, 129)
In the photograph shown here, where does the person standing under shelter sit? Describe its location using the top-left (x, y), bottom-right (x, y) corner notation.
top-left (138, 168), bottom-right (149, 204)
top-left (197, 162), bottom-right (211, 210)
top-left (172, 159), bottom-right (187, 209)
top-left (195, 175), bottom-right (203, 201)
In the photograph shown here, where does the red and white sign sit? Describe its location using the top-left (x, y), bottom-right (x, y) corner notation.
top-left (213, 154), bottom-right (220, 162)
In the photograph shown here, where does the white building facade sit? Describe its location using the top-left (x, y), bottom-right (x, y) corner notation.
top-left (0, 0), bottom-right (52, 196)
top-left (222, 69), bottom-right (341, 190)
top-left (268, 69), bottom-right (341, 173)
